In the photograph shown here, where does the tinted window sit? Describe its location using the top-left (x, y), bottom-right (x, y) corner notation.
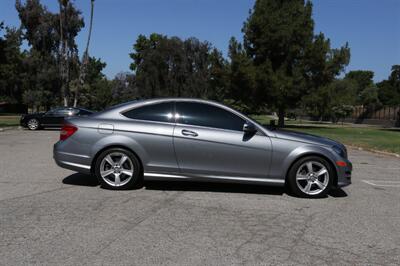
top-left (77, 109), bottom-right (92, 116)
top-left (123, 102), bottom-right (174, 123)
top-left (176, 102), bottom-right (245, 131)
top-left (45, 109), bottom-right (57, 115)
top-left (55, 108), bottom-right (74, 116)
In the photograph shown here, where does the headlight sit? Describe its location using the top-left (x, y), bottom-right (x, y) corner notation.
top-left (332, 145), bottom-right (346, 158)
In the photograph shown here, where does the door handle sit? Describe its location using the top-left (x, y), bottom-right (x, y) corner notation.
top-left (181, 129), bottom-right (198, 137)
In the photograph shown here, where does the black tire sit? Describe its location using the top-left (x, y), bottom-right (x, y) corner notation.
top-left (27, 118), bottom-right (40, 130)
top-left (94, 148), bottom-right (142, 190)
top-left (287, 156), bottom-right (333, 198)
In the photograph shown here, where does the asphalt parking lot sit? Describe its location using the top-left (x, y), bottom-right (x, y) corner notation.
top-left (0, 130), bottom-right (399, 265)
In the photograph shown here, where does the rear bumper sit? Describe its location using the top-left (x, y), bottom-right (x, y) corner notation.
top-left (53, 142), bottom-right (92, 174)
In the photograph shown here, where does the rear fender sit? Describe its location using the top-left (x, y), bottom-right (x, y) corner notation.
top-left (91, 134), bottom-right (149, 168)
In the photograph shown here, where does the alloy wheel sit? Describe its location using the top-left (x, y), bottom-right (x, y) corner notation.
top-left (99, 152), bottom-right (134, 187)
top-left (27, 119), bottom-right (39, 130)
top-left (295, 161), bottom-right (329, 196)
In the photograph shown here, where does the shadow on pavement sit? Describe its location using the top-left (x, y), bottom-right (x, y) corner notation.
top-left (62, 173), bottom-right (99, 187)
top-left (144, 180), bottom-right (286, 196)
top-left (329, 188), bottom-right (348, 198)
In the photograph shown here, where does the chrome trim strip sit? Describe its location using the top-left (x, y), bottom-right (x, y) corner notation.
top-left (58, 151), bottom-right (90, 158)
top-left (59, 161), bottom-right (91, 169)
top-left (144, 173), bottom-right (189, 179)
top-left (202, 175), bottom-right (284, 184)
top-left (144, 172), bottom-right (284, 184)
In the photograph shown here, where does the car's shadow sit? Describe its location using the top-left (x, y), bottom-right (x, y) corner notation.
top-left (62, 173), bottom-right (347, 198)
top-left (144, 180), bottom-right (286, 195)
top-left (62, 173), bottom-right (99, 187)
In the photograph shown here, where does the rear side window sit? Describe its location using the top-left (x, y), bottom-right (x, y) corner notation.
top-left (77, 109), bottom-right (92, 116)
top-left (122, 102), bottom-right (174, 123)
top-left (55, 108), bottom-right (73, 116)
top-left (176, 102), bottom-right (244, 131)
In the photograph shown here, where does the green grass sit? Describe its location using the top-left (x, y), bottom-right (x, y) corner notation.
top-left (289, 126), bottom-right (400, 155)
top-left (0, 116), bottom-right (20, 127)
top-left (252, 115), bottom-right (400, 155)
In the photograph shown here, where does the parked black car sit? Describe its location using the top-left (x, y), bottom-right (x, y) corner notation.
top-left (20, 107), bottom-right (94, 130)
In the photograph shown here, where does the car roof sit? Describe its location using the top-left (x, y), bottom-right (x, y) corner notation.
top-left (91, 97), bottom-right (274, 137)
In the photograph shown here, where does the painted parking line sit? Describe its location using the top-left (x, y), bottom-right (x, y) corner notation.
top-left (362, 180), bottom-right (400, 187)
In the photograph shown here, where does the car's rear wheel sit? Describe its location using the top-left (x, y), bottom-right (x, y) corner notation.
top-left (95, 148), bottom-right (142, 190)
top-left (27, 118), bottom-right (40, 130)
top-left (288, 156), bottom-right (333, 198)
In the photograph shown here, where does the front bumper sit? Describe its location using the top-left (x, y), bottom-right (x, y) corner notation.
top-left (20, 117), bottom-right (27, 127)
top-left (336, 160), bottom-right (352, 188)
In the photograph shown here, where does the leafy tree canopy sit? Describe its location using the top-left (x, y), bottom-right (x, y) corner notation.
top-left (377, 65), bottom-right (400, 106)
top-left (242, 0), bottom-right (350, 126)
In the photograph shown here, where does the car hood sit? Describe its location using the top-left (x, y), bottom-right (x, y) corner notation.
top-left (273, 129), bottom-right (343, 148)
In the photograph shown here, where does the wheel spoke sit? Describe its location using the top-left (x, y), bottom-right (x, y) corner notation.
top-left (304, 181), bottom-right (312, 193)
top-left (121, 170), bottom-right (132, 177)
top-left (101, 169), bottom-right (114, 178)
top-left (104, 155), bottom-right (114, 166)
top-left (296, 174), bottom-right (308, 180)
top-left (119, 155), bottom-right (128, 165)
top-left (315, 180), bottom-right (325, 189)
top-left (306, 162), bottom-right (313, 173)
top-left (316, 168), bottom-right (327, 177)
top-left (114, 174), bottom-right (121, 186)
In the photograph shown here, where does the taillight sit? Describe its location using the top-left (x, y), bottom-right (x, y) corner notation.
top-left (60, 124), bottom-right (78, 141)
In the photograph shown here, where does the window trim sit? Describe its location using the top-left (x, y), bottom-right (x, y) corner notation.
top-left (120, 101), bottom-right (176, 125)
top-left (175, 101), bottom-right (246, 132)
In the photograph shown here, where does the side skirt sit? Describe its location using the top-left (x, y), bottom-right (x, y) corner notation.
top-left (144, 172), bottom-right (285, 186)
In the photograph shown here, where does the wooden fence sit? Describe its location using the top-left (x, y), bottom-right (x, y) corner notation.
top-left (351, 106), bottom-right (400, 120)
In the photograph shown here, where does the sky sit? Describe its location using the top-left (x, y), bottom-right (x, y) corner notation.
top-left (1, 0), bottom-right (399, 82)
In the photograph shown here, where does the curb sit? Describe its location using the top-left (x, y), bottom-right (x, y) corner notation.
top-left (0, 126), bottom-right (22, 132)
top-left (347, 145), bottom-right (400, 158)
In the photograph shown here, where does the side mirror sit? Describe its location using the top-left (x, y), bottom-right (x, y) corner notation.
top-left (243, 122), bottom-right (257, 133)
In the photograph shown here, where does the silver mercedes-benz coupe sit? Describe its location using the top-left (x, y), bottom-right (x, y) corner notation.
top-left (53, 98), bottom-right (352, 197)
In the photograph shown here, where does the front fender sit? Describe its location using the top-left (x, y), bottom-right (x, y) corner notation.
top-left (281, 144), bottom-right (339, 181)
top-left (269, 137), bottom-right (340, 181)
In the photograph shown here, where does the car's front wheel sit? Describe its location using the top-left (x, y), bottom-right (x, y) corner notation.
top-left (94, 148), bottom-right (142, 190)
top-left (27, 118), bottom-right (40, 130)
top-left (287, 156), bottom-right (333, 198)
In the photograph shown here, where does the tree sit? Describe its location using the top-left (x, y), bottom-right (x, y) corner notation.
top-left (129, 34), bottom-right (227, 99)
top-left (111, 72), bottom-right (137, 104)
top-left (74, 0), bottom-right (95, 107)
top-left (16, 0), bottom-right (84, 108)
top-left (0, 23), bottom-right (25, 104)
top-left (377, 65), bottom-right (400, 106)
top-left (359, 84), bottom-right (381, 109)
top-left (331, 105), bottom-right (354, 124)
top-left (303, 78), bottom-right (357, 120)
top-left (344, 70), bottom-right (374, 105)
top-left (242, 0), bottom-right (350, 127)
top-left (57, 0), bottom-right (84, 106)
top-left (225, 37), bottom-right (256, 113)
top-left (71, 56), bottom-right (110, 110)
top-left (208, 48), bottom-right (229, 102)
top-left (130, 34), bottom-right (168, 98)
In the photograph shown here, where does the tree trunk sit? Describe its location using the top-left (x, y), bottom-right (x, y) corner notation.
top-left (75, 0), bottom-right (95, 107)
top-left (59, 1), bottom-right (69, 107)
top-left (278, 106), bottom-right (285, 128)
